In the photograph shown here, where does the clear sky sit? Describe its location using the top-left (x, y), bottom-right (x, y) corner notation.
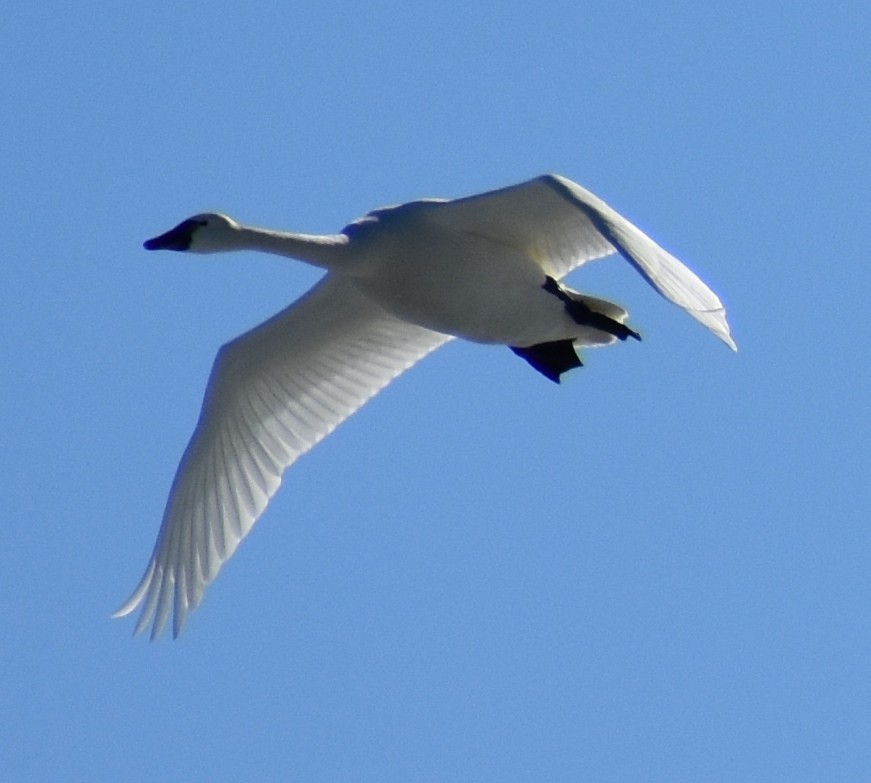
top-left (3, 1), bottom-right (869, 780)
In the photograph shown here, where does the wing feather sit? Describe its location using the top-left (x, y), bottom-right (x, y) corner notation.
top-left (115, 275), bottom-right (449, 638)
top-left (426, 174), bottom-right (735, 349)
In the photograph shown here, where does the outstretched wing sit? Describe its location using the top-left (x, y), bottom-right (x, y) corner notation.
top-left (115, 276), bottom-right (450, 638)
top-left (425, 174), bottom-right (736, 350)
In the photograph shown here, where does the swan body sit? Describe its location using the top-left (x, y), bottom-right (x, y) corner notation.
top-left (116, 174), bottom-right (736, 639)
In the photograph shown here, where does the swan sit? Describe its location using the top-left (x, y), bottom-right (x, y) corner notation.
top-left (115, 174), bottom-right (736, 639)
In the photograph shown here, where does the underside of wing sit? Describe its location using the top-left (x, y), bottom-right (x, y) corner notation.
top-left (545, 175), bottom-right (736, 350)
top-left (424, 174), bottom-right (736, 350)
top-left (115, 276), bottom-right (450, 638)
top-left (422, 176), bottom-right (615, 279)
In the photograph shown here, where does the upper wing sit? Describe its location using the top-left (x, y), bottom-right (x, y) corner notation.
top-left (115, 275), bottom-right (450, 639)
top-left (425, 174), bottom-right (736, 350)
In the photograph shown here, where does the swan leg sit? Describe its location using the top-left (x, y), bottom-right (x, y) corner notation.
top-left (543, 277), bottom-right (641, 342)
top-left (510, 341), bottom-right (583, 383)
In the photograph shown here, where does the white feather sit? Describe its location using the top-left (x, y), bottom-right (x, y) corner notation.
top-left (116, 174), bottom-right (735, 638)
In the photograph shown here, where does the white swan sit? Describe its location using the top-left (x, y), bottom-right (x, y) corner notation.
top-left (115, 174), bottom-right (736, 639)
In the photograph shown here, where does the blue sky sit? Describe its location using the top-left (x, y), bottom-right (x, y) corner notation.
top-left (3, 1), bottom-right (869, 779)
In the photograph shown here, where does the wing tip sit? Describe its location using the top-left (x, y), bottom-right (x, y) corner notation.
top-left (111, 559), bottom-right (155, 620)
top-left (114, 570), bottom-right (205, 640)
top-left (112, 559), bottom-right (186, 640)
top-left (722, 332), bottom-right (738, 352)
top-left (689, 307), bottom-right (737, 352)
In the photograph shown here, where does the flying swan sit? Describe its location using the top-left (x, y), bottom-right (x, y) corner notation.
top-left (115, 174), bottom-right (736, 639)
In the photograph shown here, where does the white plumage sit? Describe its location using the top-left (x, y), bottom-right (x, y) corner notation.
top-left (115, 174), bottom-right (735, 639)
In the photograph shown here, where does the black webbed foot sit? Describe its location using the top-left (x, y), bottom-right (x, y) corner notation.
top-left (543, 276), bottom-right (640, 342)
top-left (510, 340), bottom-right (583, 383)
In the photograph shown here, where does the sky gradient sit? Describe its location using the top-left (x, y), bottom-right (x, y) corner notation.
top-left (3, 1), bottom-right (870, 780)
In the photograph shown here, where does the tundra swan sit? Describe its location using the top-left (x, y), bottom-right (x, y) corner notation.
top-left (115, 174), bottom-right (735, 638)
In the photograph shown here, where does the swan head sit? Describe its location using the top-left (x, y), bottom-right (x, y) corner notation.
top-left (144, 213), bottom-right (241, 253)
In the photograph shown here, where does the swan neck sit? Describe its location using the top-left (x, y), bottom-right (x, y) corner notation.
top-left (234, 226), bottom-right (348, 270)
